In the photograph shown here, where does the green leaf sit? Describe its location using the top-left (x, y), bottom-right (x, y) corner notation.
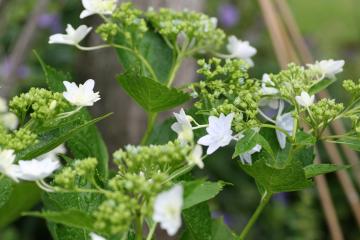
top-left (0, 178), bottom-right (13, 208)
top-left (304, 164), bottom-right (350, 178)
top-left (240, 159), bottom-right (312, 193)
top-left (233, 130), bottom-right (274, 160)
top-left (43, 192), bottom-right (104, 240)
top-left (181, 202), bottom-right (212, 240)
top-left (330, 136), bottom-right (360, 152)
top-left (0, 181), bottom-right (41, 228)
top-left (309, 77), bottom-right (337, 95)
top-left (183, 180), bottom-right (225, 210)
top-left (34, 50), bottom-right (70, 92)
top-left (15, 113), bottom-right (111, 161)
top-left (115, 30), bottom-right (173, 84)
top-left (147, 118), bottom-right (177, 144)
top-left (65, 110), bottom-right (109, 181)
top-left (24, 209), bottom-right (96, 231)
top-left (211, 218), bottom-right (237, 240)
top-left (295, 131), bottom-right (316, 145)
top-left (117, 71), bottom-right (190, 113)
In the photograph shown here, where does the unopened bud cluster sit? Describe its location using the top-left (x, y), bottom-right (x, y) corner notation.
top-left (54, 157), bottom-right (98, 189)
top-left (307, 99), bottom-right (344, 126)
top-left (146, 8), bottom-right (225, 52)
top-left (192, 58), bottom-right (261, 131)
top-left (0, 127), bottom-right (37, 151)
top-left (9, 88), bottom-right (70, 123)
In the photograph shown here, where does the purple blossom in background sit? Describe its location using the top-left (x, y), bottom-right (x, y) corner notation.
top-left (37, 13), bottom-right (62, 33)
top-left (0, 58), bottom-right (30, 79)
top-left (218, 3), bottom-right (240, 28)
top-left (0, 58), bottom-right (11, 78)
top-left (272, 192), bottom-right (289, 205)
top-left (211, 210), bottom-right (234, 227)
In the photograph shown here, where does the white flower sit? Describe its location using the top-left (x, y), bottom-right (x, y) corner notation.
top-left (17, 158), bottom-right (61, 181)
top-left (153, 185), bottom-right (183, 236)
top-left (240, 144), bottom-right (262, 165)
top-left (1, 112), bottom-right (19, 130)
top-left (80, 0), bottom-right (117, 19)
top-left (49, 24), bottom-right (92, 46)
top-left (39, 145), bottom-right (66, 161)
top-left (226, 36), bottom-right (257, 67)
top-left (89, 232), bottom-right (107, 240)
top-left (171, 109), bottom-right (194, 144)
top-left (295, 91), bottom-right (315, 108)
top-left (261, 74), bottom-right (279, 95)
top-left (307, 59), bottom-right (345, 79)
top-left (276, 112), bottom-right (294, 149)
top-left (187, 145), bottom-right (203, 168)
top-left (198, 113), bottom-right (234, 155)
top-left (63, 79), bottom-right (100, 107)
top-left (0, 97), bottom-right (8, 112)
top-left (0, 149), bottom-right (20, 182)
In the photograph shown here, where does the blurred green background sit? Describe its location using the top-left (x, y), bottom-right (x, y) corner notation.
top-left (0, 0), bottom-right (359, 239)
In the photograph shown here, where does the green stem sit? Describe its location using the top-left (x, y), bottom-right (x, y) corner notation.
top-left (167, 56), bottom-right (183, 87)
top-left (146, 222), bottom-right (157, 240)
top-left (239, 191), bottom-right (272, 240)
top-left (165, 164), bottom-right (195, 183)
top-left (141, 113), bottom-right (157, 145)
top-left (135, 217), bottom-right (143, 240)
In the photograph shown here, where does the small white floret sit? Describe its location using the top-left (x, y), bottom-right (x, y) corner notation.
top-left (63, 79), bottom-right (100, 107)
top-left (226, 36), bottom-right (257, 67)
top-left (171, 108), bottom-right (194, 144)
top-left (49, 24), bottom-right (92, 46)
top-left (17, 158), bottom-right (61, 181)
top-left (295, 91), bottom-right (315, 108)
top-left (80, 0), bottom-right (117, 19)
top-left (198, 113), bottom-right (234, 154)
top-left (153, 185), bottom-right (183, 236)
top-left (0, 149), bottom-right (20, 182)
top-left (307, 59), bottom-right (345, 79)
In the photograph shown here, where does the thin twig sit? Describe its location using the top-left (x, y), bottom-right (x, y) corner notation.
top-left (0, 0), bottom-right (49, 98)
top-left (314, 155), bottom-right (344, 240)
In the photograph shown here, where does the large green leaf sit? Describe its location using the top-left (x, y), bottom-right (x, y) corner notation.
top-left (181, 202), bottom-right (212, 240)
top-left (24, 209), bottom-right (96, 232)
top-left (117, 71), bottom-right (190, 113)
top-left (241, 159), bottom-right (312, 193)
top-left (309, 77), bottom-right (337, 95)
top-left (43, 192), bottom-right (104, 240)
top-left (0, 181), bottom-right (41, 228)
top-left (211, 218), bottom-right (237, 240)
top-left (183, 180), bottom-right (225, 210)
top-left (0, 178), bottom-right (12, 209)
top-left (304, 164), bottom-right (350, 178)
top-left (15, 113), bottom-right (111, 161)
top-left (115, 30), bottom-right (174, 84)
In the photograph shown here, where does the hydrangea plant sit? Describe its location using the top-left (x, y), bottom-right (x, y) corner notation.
top-left (0, 1), bottom-right (358, 240)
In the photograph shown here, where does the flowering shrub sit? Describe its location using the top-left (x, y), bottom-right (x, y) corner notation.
top-left (0, 1), bottom-right (358, 240)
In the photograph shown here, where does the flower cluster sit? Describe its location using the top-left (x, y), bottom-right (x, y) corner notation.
top-left (146, 8), bottom-right (225, 53)
top-left (97, 2), bottom-right (148, 43)
top-left (0, 127), bottom-right (37, 151)
top-left (307, 99), bottom-right (344, 129)
top-left (113, 141), bottom-right (192, 176)
top-left (9, 88), bottom-right (70, 123)
top-left (343, 79), bottom-right (360, 98)
top-left (54, 157), bottom-right (98, 189)
top-left (192, 58), bottom-right (261, 132)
